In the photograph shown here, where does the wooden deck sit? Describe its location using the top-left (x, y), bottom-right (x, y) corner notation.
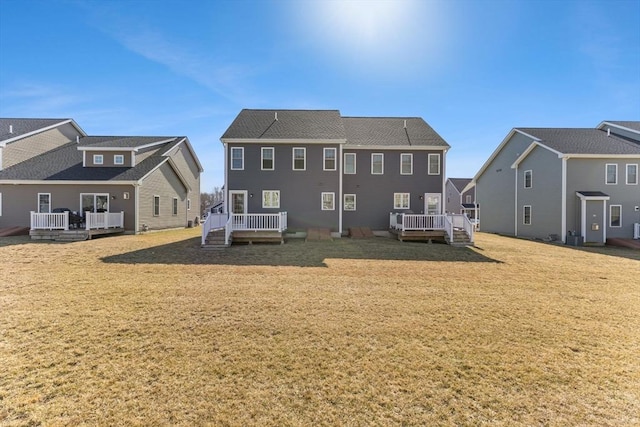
top-left (231, 230), bottom-right (284, 244)
top-left (390, 228), bottom-right (447, 243)
top-left (30, 228), bottom-right (125, 241)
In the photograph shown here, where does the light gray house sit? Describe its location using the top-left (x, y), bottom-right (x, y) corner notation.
top-left (203, 109), bottom-right (474, 246)
top-left (446, 178), bottom-right (477, 217)
top-left (0, 118), bottom-right (203, 239)
top-left (467, 121), bottom-right (640, 245)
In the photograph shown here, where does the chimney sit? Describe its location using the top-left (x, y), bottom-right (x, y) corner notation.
top-left (9, 124), bottom-right (13, 134)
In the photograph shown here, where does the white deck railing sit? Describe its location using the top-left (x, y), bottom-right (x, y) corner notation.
top-left (31, 211), bottom-right (70, 230)
top-left (449, 214), bottom-right (475, 243)
top-left (202, 212), bottom-right (288, 246)
top-left (31, 211), bottom-right (124, 231)
top-left (389, 213), bottom-right (447, 231)
top-left (201, 213), bottom-right (228, 246)
top-left (85, 212), bottom-right (124, 230)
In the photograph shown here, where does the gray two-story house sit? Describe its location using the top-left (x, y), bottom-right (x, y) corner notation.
top-left (219, 109), bottom-right (451, 238)
top-left (0, 118), bottom-right (203, 239)
top-left (468, 121), bottom-right (640, 245)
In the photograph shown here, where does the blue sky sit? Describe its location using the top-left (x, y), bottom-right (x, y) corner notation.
top-left (1, 0), bottom-right (639, 192)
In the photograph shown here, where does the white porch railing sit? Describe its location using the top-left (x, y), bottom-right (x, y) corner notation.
top-left (202, 212), bottom-right (288, 246)
top-left (85, 212), bottom-right (124, 230)
top-left (449, 214), bottom-right (475, 243)
top-left (389, 213), bottom-right (447, 231)
top-left (31, 211), bottom-right (69, 230)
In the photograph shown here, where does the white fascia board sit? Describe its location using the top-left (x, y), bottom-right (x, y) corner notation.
top-left (161, 137), bottom-right (205, 173)
top-left (136, 157), bottom-right (191, 192)
top-left (346, 145), bottom-right (448, 151)
top-left (511, 141), bottom-right (564, 169)
top-left (576, 192), bottom-right (610, 201)
top-left (0, 119), bottom-right (87, 147)
top-left (221, 138), bottom-right (347, 145)
top-left (0, 180), bottom-right (137, 185)
top-left (461, 181), bottom-right (475, 194)
top-left (562, 154), bottom-right (640, 159)
top-left (597, 121), bottom-right (640, 136)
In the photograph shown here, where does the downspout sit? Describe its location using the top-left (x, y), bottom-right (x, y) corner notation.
top-left (514, 164), bottom-right (519, 237)
top-left (223, 142), bottom-right (228, 214)
top-left (442, 149), bottom-right (448, 215)
top-left (134, 182), bottom-right (140, 233)
top-left (338, 143), bottom-right (343, 236)
top-left (561, 157), bottom-right (567, 243)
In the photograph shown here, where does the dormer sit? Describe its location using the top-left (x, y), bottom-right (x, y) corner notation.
top-left (77, 136), bottom-right (178, 168)
top-left (81, 148), bottom-right (135, 167)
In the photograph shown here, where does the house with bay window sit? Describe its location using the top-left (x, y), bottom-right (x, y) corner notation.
top-left (0, 118), bottom-right (202, 240)
top-left (467, 121), bottom-right (640, 246)
top-left (203, 109), bottom-right (472, 246)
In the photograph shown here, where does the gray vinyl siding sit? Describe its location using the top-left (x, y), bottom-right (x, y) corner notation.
top-left (476, 132), bottom-right (533, 235)
top-left (0, 183), bottom-right (136, 230)
top-left (342, 149), bottom-right (444, 231)
top-left (2, 123), bottom-right (80, 169)
top-left (165, 143), bottom-right (201, 221)
top-left (515, 146), bottom-right (562, 239)
top-left (227, 143), bottom-right (341, 232)
top-left (138, 162), bottom-right (190, 231)
top-left (607, 126), bottom-right (640, 142)
top-left (566, 158), bottom-right (640, 239)
top-left (445, 180), bottom-right (463, 214)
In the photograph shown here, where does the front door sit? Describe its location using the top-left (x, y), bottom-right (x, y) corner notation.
top-left (229, 190), bottom-right (247, 228)
top-left (424, 193), bottom-right (441, 215)
top-left (584, 200), bottom-right (605, 244)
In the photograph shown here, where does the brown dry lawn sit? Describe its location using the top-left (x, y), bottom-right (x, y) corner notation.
top-left (1, 229), bottom-right (639, 426)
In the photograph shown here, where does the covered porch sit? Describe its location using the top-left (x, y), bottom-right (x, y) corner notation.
top-left (201, 212), bottom-right (288, 247)
top-left (30, 211), bottom-right (125, 241)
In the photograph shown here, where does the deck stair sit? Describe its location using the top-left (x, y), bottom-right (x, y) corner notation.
top-left (202, 228), bottom-right (228, 249)
top-left (447, 228), bottom-right (473, 246)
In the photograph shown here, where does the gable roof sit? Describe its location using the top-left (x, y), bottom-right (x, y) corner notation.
top-left (598, 121), bottom-right (640, 133)
top-left (342, 117), bottom-right (449, 148)
top-left (0, 118), bottom-right (86, 145)
top-left (0, 136), bottom-right (182, 182)
top-left (516, 128), bottom-right (640, 156)
top-left (447, 178), bottom-right (472, 193)
top-left (221, 109), bottom-right (346, 141)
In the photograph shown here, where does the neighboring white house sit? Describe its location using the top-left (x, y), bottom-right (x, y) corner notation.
top-left (466, 121), bottom-right (640, 245)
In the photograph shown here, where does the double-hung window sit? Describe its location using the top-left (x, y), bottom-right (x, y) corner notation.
top-left (524, 170), bottom-right (532, 188)
top-left (93, 154), bottom-right (103, 165)
top-left (400, 153), bottom-right (413, 175)
top-left (114, 154), bottom-right (125, 165)
top-left (626, 164), bottom-right (638, 185)
top-left (371, 153), bottom-right (384, 175)
top-left (523, 205), bottom-right (532, 225)
top-left (606, 164), bottom-right (617, 185)
top-left (344, 153), bottom-right (356, 174)
top-left (324, 148), bottom-right (336, 171)
top-left (38, 193), bottom-right (51, 213)
top-left (344, 194), bottom-right (356, 211)
top-left (321, 192), bottom-right (335, 210)
top-left (428, 154), bottom-right (440, 175)
top-left (394, 193), bottom-right (410, 210)
top-left (262, 190), bottom-right (280, 208)
top-left (293, 148), bottom-right (306, 171)
top-left (261, 147), bottom-right (274, 170)
top-left (610, 205), bottom-right (622, 227)
top-left (231, 147), bottom-right (244, 170)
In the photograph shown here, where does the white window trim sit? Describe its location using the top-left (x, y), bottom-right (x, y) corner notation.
top-left (93, 154), bottom-right (103, 165)
top-left (609, 204), bottom-right (622, 228)
top-left (323, 147), bottom-right (337, 171)
top-left (38, 193), bottom-right (51, 213)
top-left (428, 153), bottom-right (440, 175)
top-left (153, 195), bottom-right (160, 216)
top-left (524, 170), bottom-right (532, 188)
top-left (523, 205), bottom-right (532, 225)
top-left (262, 190), bottom-right (280, 209)
top-left (321, 192), bottom-right (335, 210)
top-left (114, 154), bottom-right (125, 165)
top-left (344, 194), bottom-right (356, 211)
top-left (261, 147), bottom-right (275, 171)
top-left (344, 152), bottom-right (356, 174)
top-left (626, 164), bottom-right (638, 185)
top-left (292, 147), bottom-right (306, 171)
top-left (465, 195), bottom-right (472, 204)
top-left (394, 193), bottom-right (410, 210)
top-left (605, 163), bottom-right (617, 185)
top-left (231, 147), bottom-right (244, 170)
top-left (400, 153), bottom-right (413, 175)
top-left (371, 153), bottom-right (384, 175)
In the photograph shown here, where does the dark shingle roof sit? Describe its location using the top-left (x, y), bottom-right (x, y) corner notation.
top-left (343, 117), bottom-right (449, 147)
top-left (517, 128), bottom-right (640, 155)
top-left (448, 178), bottom-right (472, 192)
top-left (221, 109), bottom-right (346, 140)
top-left (0, 136), bottom-right (180, 181)
top-left (0, 118), bottom-right (74, 143)
top-left (603, 121), bottom-right (640, 132)
top-left (80, 136), bottom-right (178, 149)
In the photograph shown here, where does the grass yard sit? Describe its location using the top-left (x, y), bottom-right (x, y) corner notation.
top-left (1, 229), bottom-right (639, 426)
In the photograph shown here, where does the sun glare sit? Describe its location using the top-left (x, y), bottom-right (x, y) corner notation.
top-left (292, 0), bottom-right (449, 78)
